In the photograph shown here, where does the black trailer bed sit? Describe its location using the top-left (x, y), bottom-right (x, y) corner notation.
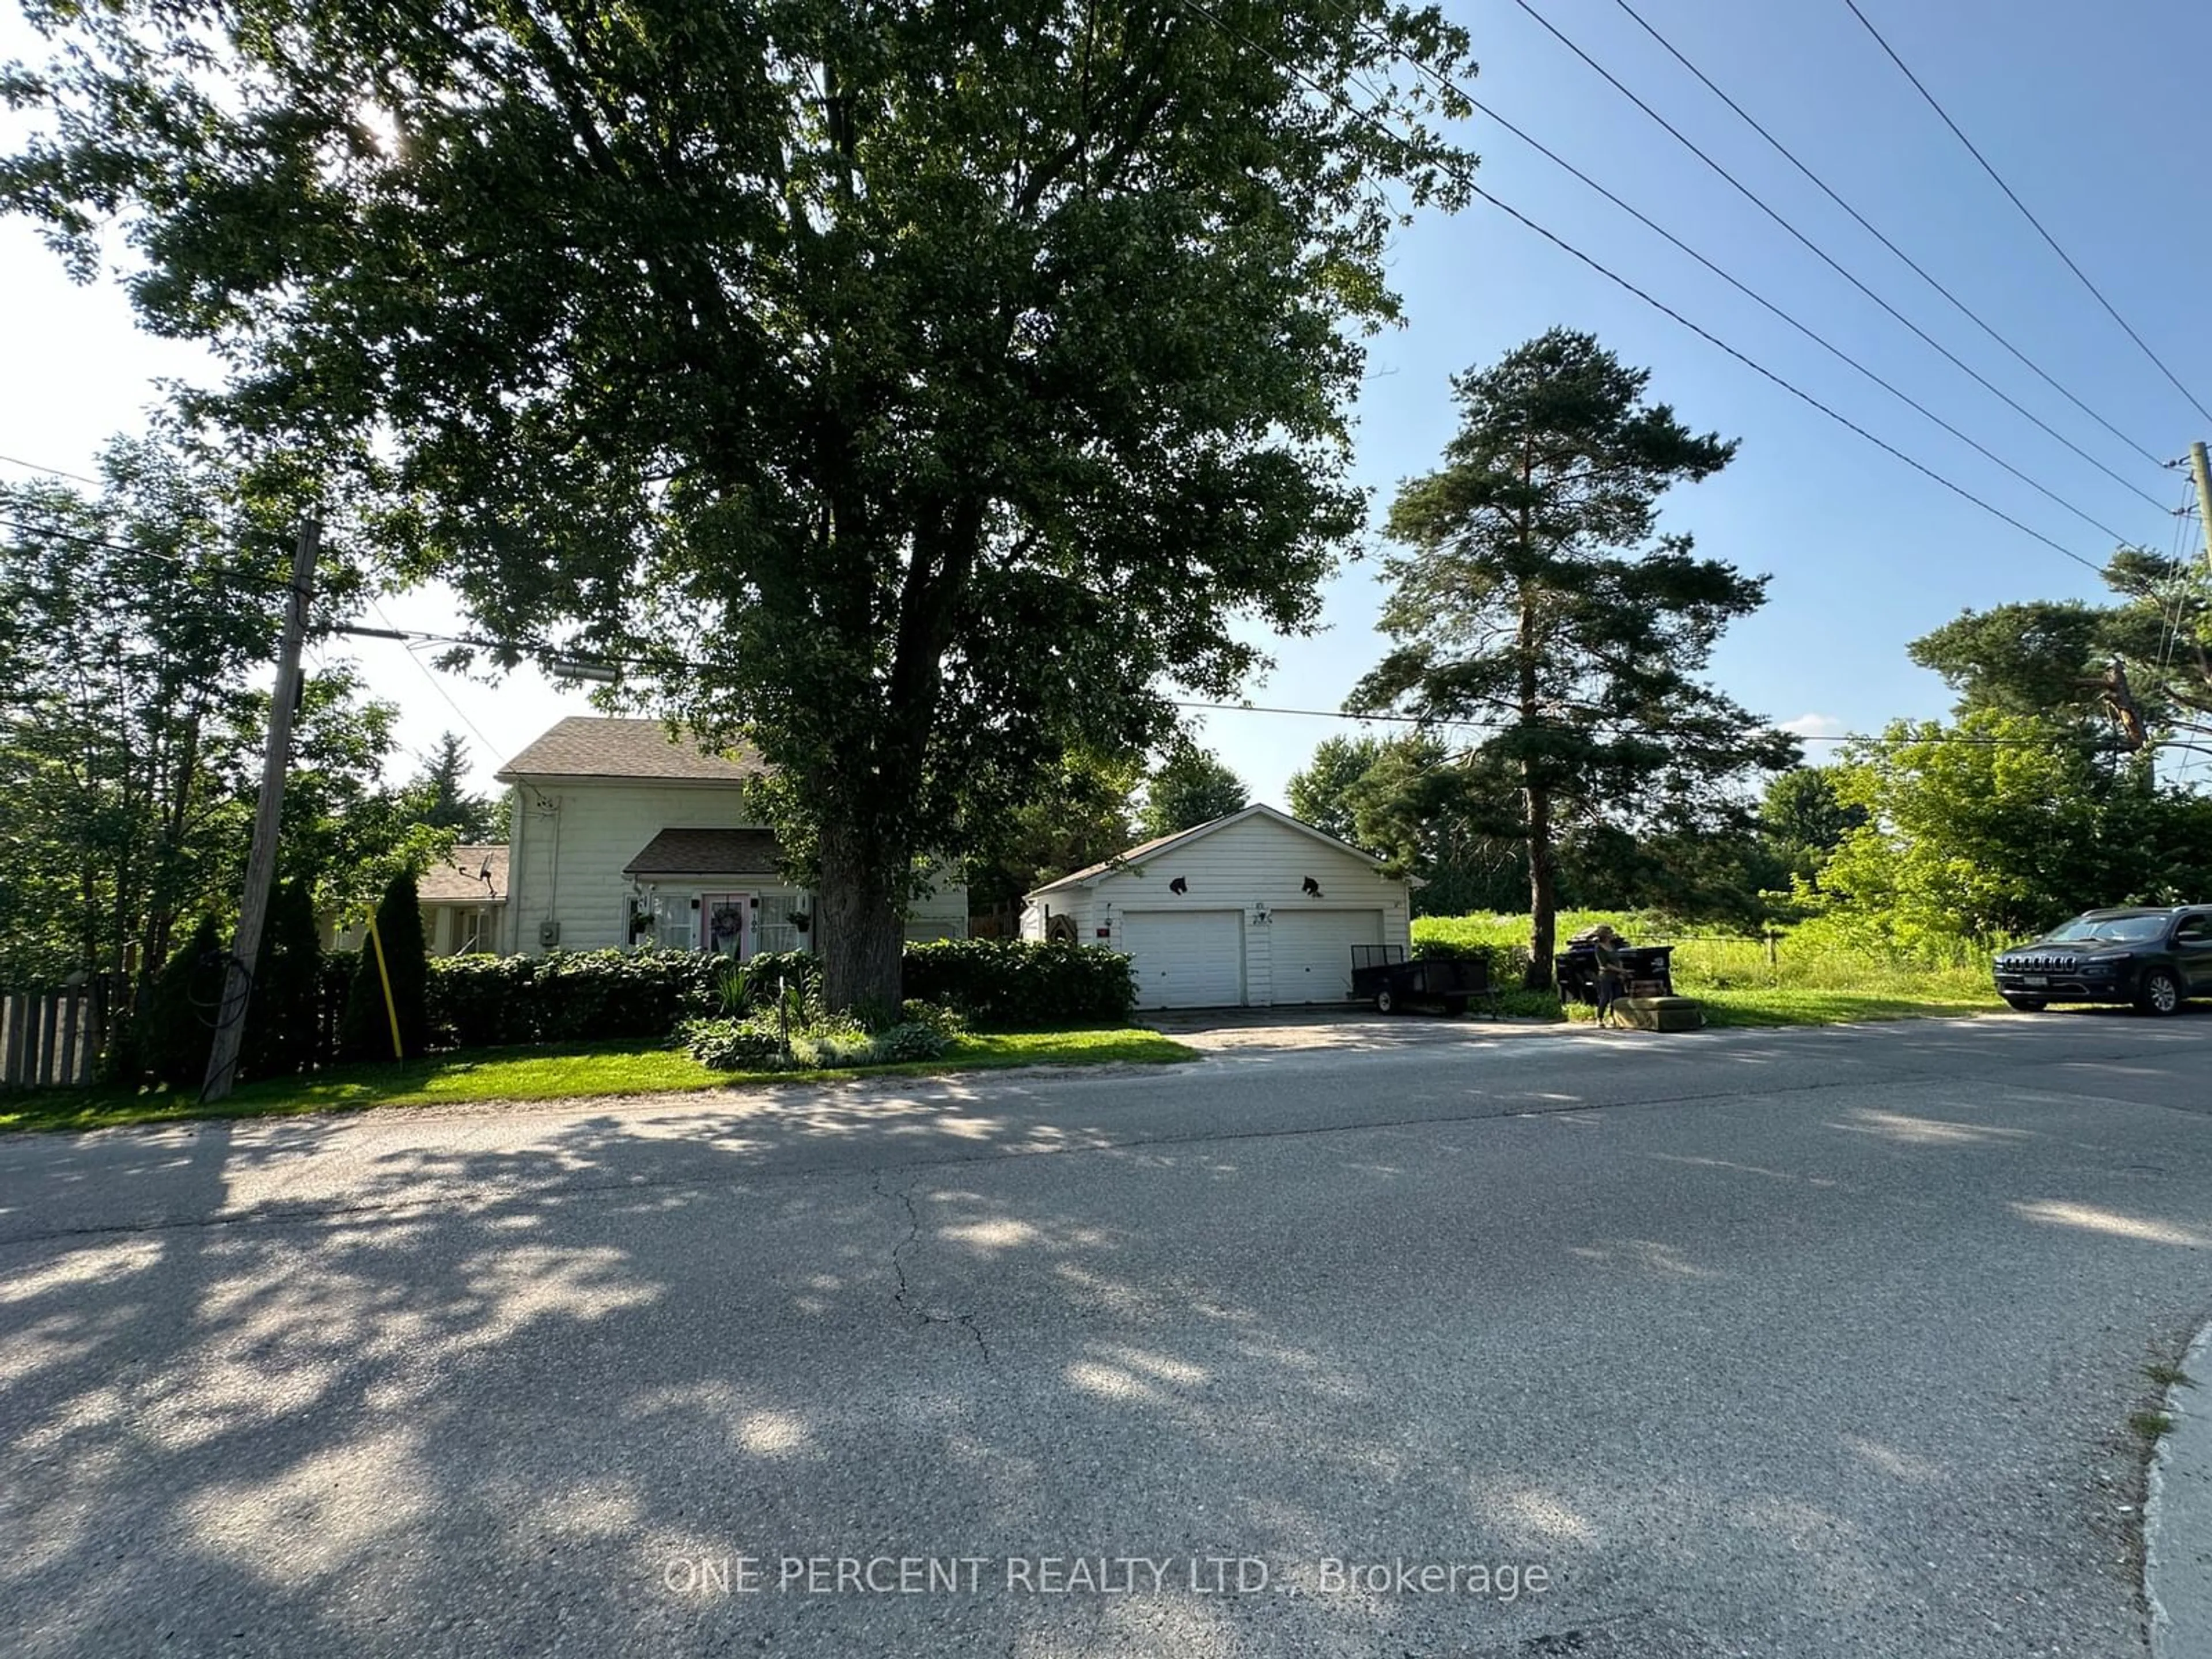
top-left (1350, 947), bottom-right (1501, 1017)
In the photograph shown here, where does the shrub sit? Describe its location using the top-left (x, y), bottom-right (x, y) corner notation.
top-left (532, 948), bottom-right (724, 1043)
top-left (900, 940), bottom-right (1135, 1028)
top-left (899, 998), bottom-right (967, 1037)
top-left (429, 952), bottom-right (543, 1049)
top-left (242, 878), bottom-right (322, 1081)
top-left (789, 1016), bottom-right (877, 1068)
top-left (145, 914), bottom-right (225, 1088)
top-left (399, 941), bottom-right (1122, 1060)
top-left (1410, 933), bottom-right (1533, 985)
top-left (681, 1016), bottom-right (787, 1070)
top-left (338, 874), bottom-right (431, 1061)
top-left (869, 1021), bottom-right (952, 1062)
top-left (680, 1009), bottom-right (949, 1071)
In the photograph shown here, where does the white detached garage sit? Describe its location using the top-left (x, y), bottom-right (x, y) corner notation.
top-left (1021, 805), bottom-right (1415, 1010)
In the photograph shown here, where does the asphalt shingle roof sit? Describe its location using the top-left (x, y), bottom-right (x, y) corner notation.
top-left (417, 844), bottom-right (509, 904)
top-left (496, 717), bottom-right (765, 784)
top-left (622, 828), bottom-right (786, 879)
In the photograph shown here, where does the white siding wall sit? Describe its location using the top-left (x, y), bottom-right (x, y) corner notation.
top-left (903, 863), bottom-right (971, 942)
top-left (1082, 815), bottom-right (1411, 1007)
top-left (1021, 889), bottom-right (1096, 943)
top-left (507, 781), bottom-right (767, 953)
top-left (505, 781), bottom-right (968, 954)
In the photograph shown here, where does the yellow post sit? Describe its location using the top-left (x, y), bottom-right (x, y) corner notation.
top-left (365, 911), bottom-right (404, 1060)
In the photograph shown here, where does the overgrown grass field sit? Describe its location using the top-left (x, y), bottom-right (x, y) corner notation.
top-left (1414, 911), bottom-right (2001, 1027)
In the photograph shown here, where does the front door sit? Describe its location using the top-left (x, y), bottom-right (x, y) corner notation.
top-left (702, 892), bottom-right (751, 958)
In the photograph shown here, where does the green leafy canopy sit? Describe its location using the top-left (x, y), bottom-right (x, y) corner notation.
top-left (3, 0), bottom-right (1479, 1005)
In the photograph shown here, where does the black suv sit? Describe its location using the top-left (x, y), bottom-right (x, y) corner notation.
top-left (1991, 906), bottom-right (2212, 1014)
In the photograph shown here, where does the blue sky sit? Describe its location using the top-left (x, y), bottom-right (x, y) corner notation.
top-left (4, 0), bottom-right (2209, 808)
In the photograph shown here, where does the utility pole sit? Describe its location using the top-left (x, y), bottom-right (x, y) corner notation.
top-left (2190, 441), bottom-right (2212, 567)
top-left (200, 521), bottom-right (320, 1103)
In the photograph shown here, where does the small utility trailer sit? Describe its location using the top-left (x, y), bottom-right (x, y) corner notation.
top-left (1350, 946), bottom-right (1498, 1017)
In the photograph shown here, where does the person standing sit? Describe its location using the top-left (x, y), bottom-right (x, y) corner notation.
top-left (1592, 925), bottom-right (1627, 1028)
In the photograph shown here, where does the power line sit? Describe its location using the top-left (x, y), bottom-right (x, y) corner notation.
top-left (1192, 0), bottom-right (2115, 577)
top-left (1600, 0), bottom-right (2168, 472)
top-left (1471, 188), bottom-right (2105, 576)
top-left (362, 599), bottom-right (532, 786)
top-left (0, 452), bottom-right (104, 488)
top-left (1331, 18), bottom-right (2138, 550)
top-left (1839, 0), bottom-right (2212, 428)
top-left (1505, 0), bottom-right (2172, 511)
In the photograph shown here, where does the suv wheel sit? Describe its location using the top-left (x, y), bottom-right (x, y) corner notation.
top-left (2136, 968), bottom-right (2183, 1016)
top-left (2002, 995), bottom-right (2047, 1013)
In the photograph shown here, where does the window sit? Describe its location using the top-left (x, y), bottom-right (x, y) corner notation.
top-left (2177, 915), bottom-right (2212, 945)
top-left (653, 893), bottom-right (698, 952)
top-left (457, 908), bottom-right (494, 954)
top-left (756, 892), bottom-right (803, 955)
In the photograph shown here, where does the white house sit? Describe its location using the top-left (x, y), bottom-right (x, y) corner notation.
top-left (1021, 805), bottom-right (1414, 1009)
top-left (495, 717), bottom-right (967, 958)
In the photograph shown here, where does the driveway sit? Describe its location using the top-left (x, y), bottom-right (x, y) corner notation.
top-left (2, 1017), bottom-right (2209, 1657)
top-left (1145, 1002), bottom-right (1566, 1051)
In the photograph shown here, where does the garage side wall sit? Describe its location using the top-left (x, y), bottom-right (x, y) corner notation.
top-left (1021, 889), bottom-right (1094, 944)
top-left (1091, 816), bottom-right (1411, 1007)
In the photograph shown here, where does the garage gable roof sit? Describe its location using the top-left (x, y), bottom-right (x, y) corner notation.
top-left (1027, 804), bottom-right (1391, 897)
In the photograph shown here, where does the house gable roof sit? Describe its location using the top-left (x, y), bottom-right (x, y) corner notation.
top-left (496, 717), bottom-right (765, 785)
top-left (1026, 804), bottom-right (1395, 897)
top-left (622, 827), bottom-right (786, 880)
top-left (418, 844), bottom-right (509, 904)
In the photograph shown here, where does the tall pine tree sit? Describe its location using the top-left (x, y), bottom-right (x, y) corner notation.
top-left (1351, 331), bottom-right (1796, 987)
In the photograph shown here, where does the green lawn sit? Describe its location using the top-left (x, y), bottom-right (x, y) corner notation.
top-left (1672, 986), bottom-right (1999, 1028)
top-left (0, 1028), bottom-right (1200, 1135)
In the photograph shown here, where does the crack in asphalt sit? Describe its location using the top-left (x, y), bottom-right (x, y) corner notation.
top-left (874, 1169), bottom-right (991, 1365)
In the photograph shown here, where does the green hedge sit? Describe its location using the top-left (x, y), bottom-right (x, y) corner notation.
top-left (426, 949), bottom-right (745, 1048)
top-left (412, 941), bottom-right (1126, 1051)
top-left (900, 940), bottom-right (1135, 1029)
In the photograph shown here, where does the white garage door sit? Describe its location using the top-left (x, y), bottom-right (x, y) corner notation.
top-left (1119, 910), bottom-right (1245, 1009)
top-left (1269, 910), bottom-right (1384, 1004)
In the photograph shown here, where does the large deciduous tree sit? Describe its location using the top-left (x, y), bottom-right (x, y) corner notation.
top-left (1809, 714), bottom-right (2212, 950)
top-left (2, 0), bottom-right (1478, 1009)
top-left (1350, 331), bottom-right (1796, 986)
top-left (0, 440), bottom-right (417, 988)
top-left (1139, 743), bottom-right (1249, 839)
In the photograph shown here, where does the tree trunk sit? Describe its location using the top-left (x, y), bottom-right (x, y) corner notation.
top-left (816, 827), bottom-right (905, 1016)
top-left (1525, 778), bottom-right (1556, 992)
top-left (1514, 574), bottom-right (1556, 993)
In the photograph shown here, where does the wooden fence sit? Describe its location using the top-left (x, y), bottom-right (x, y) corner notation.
top-left (1, 986), bottom-right (111, 1091)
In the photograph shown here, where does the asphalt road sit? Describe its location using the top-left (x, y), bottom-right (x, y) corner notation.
top-left (5, 1011), bottom-right (2212, 1658)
